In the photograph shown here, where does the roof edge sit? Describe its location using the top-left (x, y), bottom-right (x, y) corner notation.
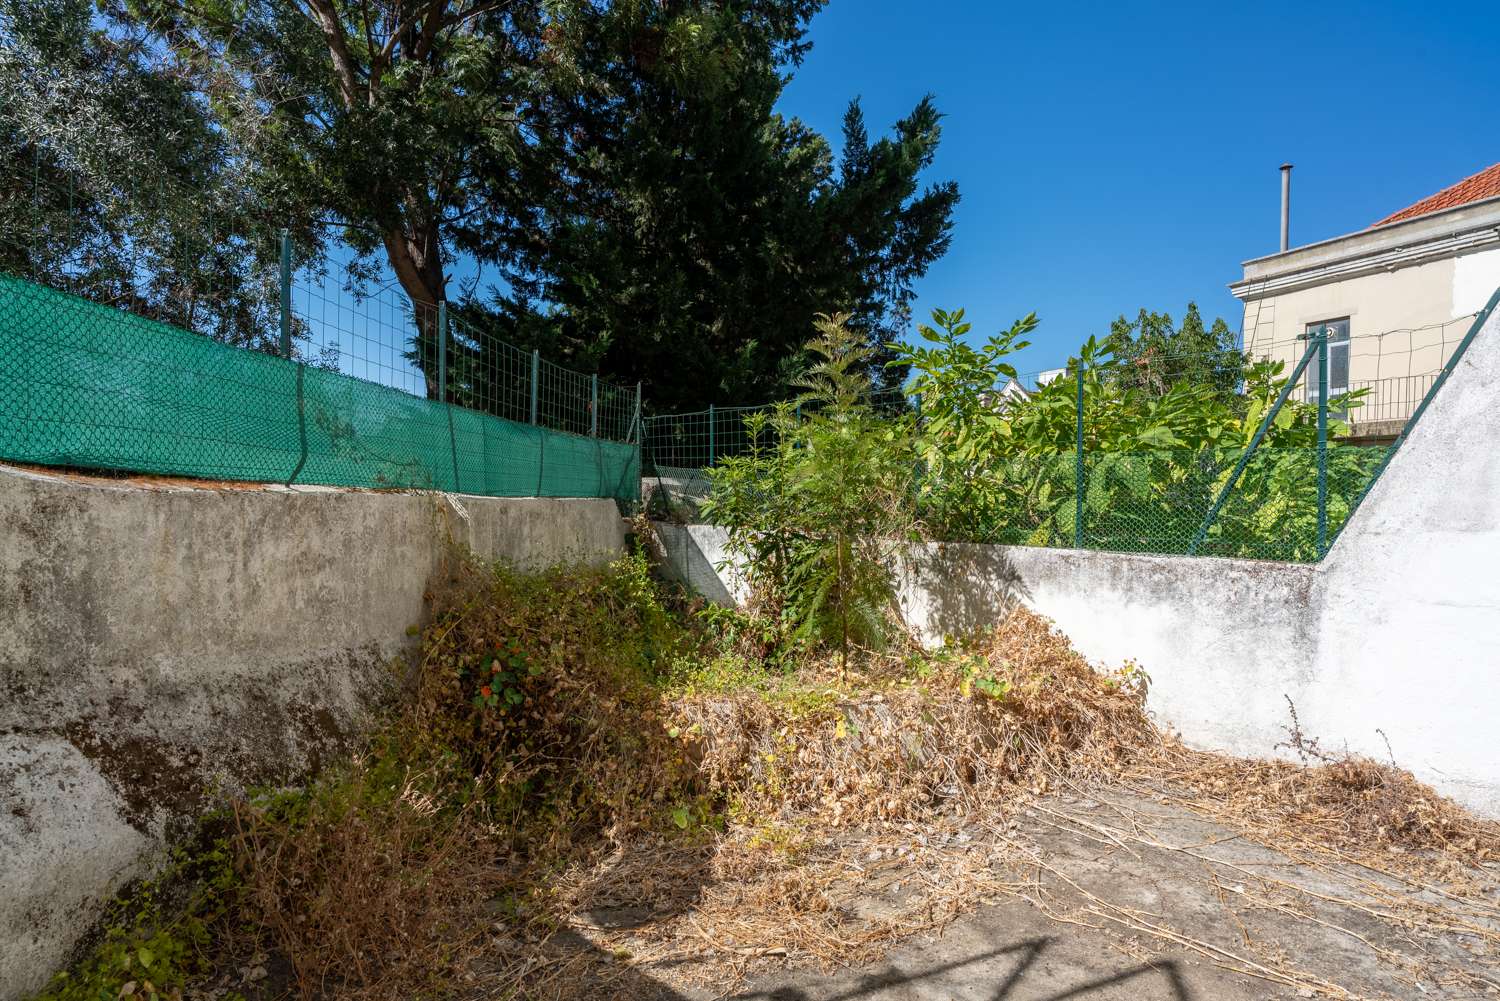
top-left (1240, 193), bottom-right (1500, 271)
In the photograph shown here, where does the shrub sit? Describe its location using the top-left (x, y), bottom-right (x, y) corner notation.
top-left (702, 315), bottom-right (920, 668)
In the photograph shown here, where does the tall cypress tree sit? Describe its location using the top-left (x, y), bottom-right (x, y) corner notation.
top-left (474, 5), bottom-right (960, 410)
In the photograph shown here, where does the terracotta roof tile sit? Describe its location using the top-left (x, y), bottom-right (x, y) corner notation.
top-left (1374, 161), bottom-right (1500, 227)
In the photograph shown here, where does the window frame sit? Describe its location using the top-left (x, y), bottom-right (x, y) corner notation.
top-left (1305, 317), bottom-right (1351, 405)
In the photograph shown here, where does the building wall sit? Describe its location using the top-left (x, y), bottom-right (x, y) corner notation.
top-left (1237, 224), bottom-right (1500, 428)
top-left (0, 469), bottom-right (628, 1000)
top-left (1455, 246), bottom-right (1500, 317)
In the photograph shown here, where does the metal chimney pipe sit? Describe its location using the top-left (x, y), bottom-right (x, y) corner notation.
top-left (1280, 163), bottom-right (1293, 252)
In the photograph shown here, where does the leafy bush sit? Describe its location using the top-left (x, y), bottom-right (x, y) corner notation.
top-left (702, 315), bottom-right (920, 667)
top-left (893, 307), bottom-right (1380, 559)
top-left (407, 550), bottom-right (700, 848)
top-left (29, 829), bottom-right (241, 1001)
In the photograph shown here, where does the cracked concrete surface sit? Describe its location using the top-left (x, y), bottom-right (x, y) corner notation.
top-left (570, 790), bottom-right (1499, 1001)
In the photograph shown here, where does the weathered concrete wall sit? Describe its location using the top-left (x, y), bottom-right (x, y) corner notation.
top-left (1313, 298), bottom-right (1500, 814)
top-left (898, 544), bottom-right (1324, 763)
top-left (657, 303), bottom-right (1500, 819)
top-left (653, 522), bottom-right (743, 606)
top-left (0, 467), bottom-right (626, 999)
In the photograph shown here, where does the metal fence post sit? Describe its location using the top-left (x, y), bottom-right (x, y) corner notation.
top-left (590, 374), bottom-right (598, 437)
top-left (708, 405), bottom-right (716, 467)
top-left (634, 381), bottom-right (642, 444)
top-left (1074, 363), bottom-right (1085, 549)
top-left (1315, 325), bottom-right (1329, 557)
top-left (1189, 335), bottom-right (1324, 555)
top-left (437, 301), bottom-right (461, 492)
top-left (436, 301), bottom-right (447, 402)
top-left (278, 229), bottom-right (292, 358)
top-left (529, 349), bottom-right (539, 425)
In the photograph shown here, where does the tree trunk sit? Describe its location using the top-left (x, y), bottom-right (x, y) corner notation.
top-left (381, 217), bottom-right (447, 399)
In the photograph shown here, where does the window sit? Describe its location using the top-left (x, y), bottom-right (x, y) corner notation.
top-left (1305, 318), bottom-right (1350, 411)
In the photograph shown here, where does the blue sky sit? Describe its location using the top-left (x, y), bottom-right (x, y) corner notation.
top-left (776, 0), bottom-right (1500, 374)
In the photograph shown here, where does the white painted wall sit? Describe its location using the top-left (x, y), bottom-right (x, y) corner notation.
top-left (1454, 246), bottom-right (1500, 318)
top-left (657, 303), bottom-right (1500, 816)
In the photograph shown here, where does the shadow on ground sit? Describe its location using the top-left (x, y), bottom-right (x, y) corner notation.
top-left (524, 929), bottom-right (1199, 1001)
top-left (732, 938), bottom-right (1194, 1000)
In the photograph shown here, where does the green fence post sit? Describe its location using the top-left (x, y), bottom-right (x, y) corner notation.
top-left (438, 301), bottom-right (462, 492)
top-left (1074, 363), bottom-right (1085, 549)
top-left (529, 349), bottom-right (539, 425)
top-left (436, 301), bottom-right (447, 402)
top-left (278, 229), bottom-right (292, 358)
top-left (590, 374), bottom-right (598, 437)
top-left (708, 404), bottom-right (716, 468)
top-left (1315, 325), bottom-right (1329, 557)
top-left (1189, 335), bottom-right (1324, 555)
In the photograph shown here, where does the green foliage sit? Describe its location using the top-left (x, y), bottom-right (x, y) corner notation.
top-left (483, 7), bottom-right (958, 407)
top-left (15, 2), bottom-right (955, 407)
top-left (0, 0), bottom-right (282, 348)
top-left (1102, 302), bottom-right (1246, 400)
top-left (29, 831), bottom-right (242, 1001)
top-left (703, 314), bottom-right (919, 666)
top-left (410, 549), bottom-right (701, 847)
top-left (892, 306), bottom-right (1381, 561)
top-left (895, 306), bottom-right (1037, 536)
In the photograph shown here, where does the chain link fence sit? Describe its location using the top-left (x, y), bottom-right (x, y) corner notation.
top-left (0, 275), bottom-right (641, 499)
top-left (641, 310), bottom-right (1499, 564)
top-left (0, 135), bottom-right (641, 501)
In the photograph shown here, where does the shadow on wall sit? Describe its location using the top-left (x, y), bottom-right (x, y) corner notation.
top-left (903, 542), bottom-right (1032, 642)
top-left (652, 523), bottom-right (738, 606)
top-left (647, 523), bottom-right (1034, 637)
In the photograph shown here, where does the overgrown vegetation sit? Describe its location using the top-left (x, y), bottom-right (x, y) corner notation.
top-left (34, 540), bottom-right (1499, 1000)
top-left (703, 314), bottom-right (919, 668)
top-left (695, 304), bottom-right (1386, 565)
top-left (31, 830), bottom-right (241, 1001)
top-left (893, 306), bottom-right (1382, 559)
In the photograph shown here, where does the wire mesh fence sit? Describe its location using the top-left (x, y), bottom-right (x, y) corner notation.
top-left (641, 318), bottom-right (1486, 563)
top-left (0, 131), bottom-right (642, 501)
top-left (909, 444), bottom-right (1389, 563)
top-left (1, 108), bottom-right (1483, 528)
top-left (1247, 314), bottom-right (1475, 433)
top-left (0, 274), bottom-right (642, 499)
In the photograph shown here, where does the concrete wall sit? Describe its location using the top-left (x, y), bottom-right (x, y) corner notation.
top-left (658, 304), bottom-right (1500, 818)
top-left (0, 467), bottom-right (627, 999)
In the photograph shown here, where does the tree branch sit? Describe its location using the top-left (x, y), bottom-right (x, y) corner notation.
top-left (297, 0), bottom-right (362, 109)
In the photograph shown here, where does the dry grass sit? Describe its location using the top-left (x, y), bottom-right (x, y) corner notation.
top-left (227, 761), bottom-right (509, 999)
top-left (675, 607), bottom-right (1156, 829)
top-left (544, 605), bottom-right (1500, 998)
top-left (1135, 741), bottom-right (1500, 870)
top-left (203, 560), bottom-right (1500, 1000)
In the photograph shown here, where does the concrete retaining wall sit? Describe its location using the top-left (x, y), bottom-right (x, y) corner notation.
top-left (656, 302), bottom-right (1500, 819)
top-left (0, 467), bottom-right (627, 998)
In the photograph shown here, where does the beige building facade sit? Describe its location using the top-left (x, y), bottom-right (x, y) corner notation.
top-left (1230, 173), bottom-right (1500, 441)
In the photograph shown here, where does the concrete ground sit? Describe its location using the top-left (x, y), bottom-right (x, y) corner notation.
top-left (568, 789), bottom-right (1500, 1001)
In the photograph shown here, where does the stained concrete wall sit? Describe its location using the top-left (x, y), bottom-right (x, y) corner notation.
top-left (657, 303), bottom-right (1500, 819)
top-left (0, 467), bottom-right (626, 999)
